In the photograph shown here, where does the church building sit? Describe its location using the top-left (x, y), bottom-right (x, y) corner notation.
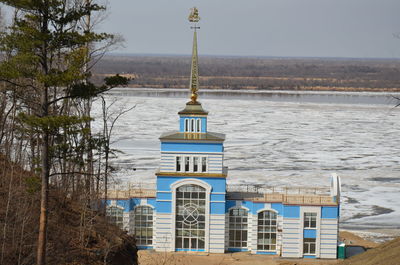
top-left (106, 8), bottom-right (341, 259)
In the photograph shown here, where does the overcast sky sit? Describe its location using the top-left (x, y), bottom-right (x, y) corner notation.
top-left (92, 1), bottom-right (400, 58)
top-left (2, 1), bottom-right (398, 58)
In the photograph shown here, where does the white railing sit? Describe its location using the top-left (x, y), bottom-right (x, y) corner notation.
top-left (227, 184), bottom-right (330, 195)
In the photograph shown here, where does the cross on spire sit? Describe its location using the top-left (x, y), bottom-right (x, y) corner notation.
top-left (188, 7), bottom-right (200, 103)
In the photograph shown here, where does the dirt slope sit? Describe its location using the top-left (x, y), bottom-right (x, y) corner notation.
top-left (339, 237), bottom-right (400, 265)
top-left (0, 155), bottom-right (137, 265)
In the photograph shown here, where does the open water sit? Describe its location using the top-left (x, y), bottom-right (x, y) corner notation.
top-left (92, 89), bottom-right (400, 235)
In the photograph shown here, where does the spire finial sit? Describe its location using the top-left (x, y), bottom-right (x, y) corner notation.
top-left (188, 7), bottom-right (200, 103)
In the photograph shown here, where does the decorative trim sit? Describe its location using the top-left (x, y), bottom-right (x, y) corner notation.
top-left (256, 207), bottom-right (277, 214)
top-left (300, 206), bottom-right (322, 258)
top-left (179, 114), bottom-right (208, 117)
top-left (160, 139), bottom-right (224, 144)
top-left (170, 179), bottom-right (211, 252)
top-left (170, 178), bottom-right (212, 192)
top-left (228, 205), bottom-right (250, 212)
top-left (157, 172), bottom-right (226, 178)
top-left (162, 151), bottom-right (223, 154)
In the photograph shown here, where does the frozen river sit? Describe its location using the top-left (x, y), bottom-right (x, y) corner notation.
top-left (92, 89), bottom-right (400, 235)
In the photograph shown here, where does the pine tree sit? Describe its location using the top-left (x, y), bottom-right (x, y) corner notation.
top-left (0, 1), bottom-right (127, 264)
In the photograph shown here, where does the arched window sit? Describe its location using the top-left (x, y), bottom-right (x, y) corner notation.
top-left (191, 119), bottom-right (195, 132)
top-left (196, 119), bottom-right (201, 132)
top-left (228, 208), bottom-right (248, 248)
top-left (185, 119), bottom-right (189, 132)
top-left (257, 210), bottom-right (277, 251)
top-left (133, 206), bottom-right (153, 246)
top-left (175, 184), bottom-right (206, 250)
top-left (106, 206), bottom-right (124, 229)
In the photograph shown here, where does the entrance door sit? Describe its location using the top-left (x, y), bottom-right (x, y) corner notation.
top-left (175, 184), bottom-right (206, 251)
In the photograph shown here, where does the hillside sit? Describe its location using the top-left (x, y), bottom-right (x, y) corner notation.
top-left (0, 155), bottom-right (137, 265)
top-left (339, 236), bottom-right (400, 265)
top-left (93, 55), bottom-right (400, 92)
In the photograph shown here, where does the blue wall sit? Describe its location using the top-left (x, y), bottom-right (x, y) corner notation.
top-left (210, 202), bottom-right (225, 214)
top-left (157, 176), bottom-right (226, 193)
top-left (321, 206), bottom-right (339, 219)
top-left (225, 200), bottom-right (327, 220)
top-left (161, 142), bottom-right (223, 153)
top-left (283, 205), bottom-right (300, 218)
top-left (304, 229), bottom-right (317, 238)
top-left (179, 117), bottom-right (207, 133)
top-left (157, 201), bottom-right (172, 213)
top-left (106, 197), bottom-right (156, 212)
top-left (156, 176), bottom-right (227, 214)
top-left (225, 200), bottom-right (285, 216)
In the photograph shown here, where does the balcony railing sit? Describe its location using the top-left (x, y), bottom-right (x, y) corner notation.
top-left (227, 183), bottom-right (336, 205)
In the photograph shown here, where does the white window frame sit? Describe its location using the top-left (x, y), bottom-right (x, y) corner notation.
top-left (256, 210), bottom-right (278, 251)
top-left (175, 155), bottom-right (208, 173)
top-left (184, 118), bottom-right (189, 132)
top-left (193, 156), bottom-right (200, 172)
top-left (196, 118), bottom-right (201, 132)
top-left (183, 118), bottom-right (202, 133)
top-left (133, 205), bottom-right (154, 246)
top-left (303, 238), bottom-right (316, 254)
top-left (106, 205), bottom-right (124, 229)
top-left (201, 156), bottom-right (208, 173)
top-left (175, 156), bottom-right (183, 172)
top-left (184, 156), bottom-right (190, 172)
top-left (300, 207), bottom-right (321, 258)
top-left (191, 119), bottom-right (195, 132)
top-left (228, 207), bottom-right (249, 248)
top-left (304, 212), bottom-right (317, 228)
top-left (171, 179), bottom-right (211, 252)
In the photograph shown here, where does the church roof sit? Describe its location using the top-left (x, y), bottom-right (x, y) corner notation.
top-left (159, 131), bottom-right (225, 142)
top-left (178, 101), bottom-right (208, 116)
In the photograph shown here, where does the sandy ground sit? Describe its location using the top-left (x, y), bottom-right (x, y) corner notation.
top-left (137, 230), bottom-right (388, 265)
top-left (138, 250), bottom-right (340, 265)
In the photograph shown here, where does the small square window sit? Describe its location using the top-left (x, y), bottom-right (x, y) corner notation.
top-left (303, 238), bottom-right (316, 254)
top-left (304, 212), bottom-right (317, 228)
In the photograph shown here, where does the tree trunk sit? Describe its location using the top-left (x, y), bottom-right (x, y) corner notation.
top-left (37, 87), bottom-right (50, 265)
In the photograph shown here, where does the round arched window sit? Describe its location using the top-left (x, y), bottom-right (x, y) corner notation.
top-left (228, 208), bottom-right (248, 248)
top-left (175, 184), bottom-right (206, 250)
top-left (257, 210), bottom-right (277, 250)
top-left (134, 206), bottom-right (153, 246)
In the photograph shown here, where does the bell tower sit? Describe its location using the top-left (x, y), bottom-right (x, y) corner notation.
top-left (155, 7), bottom-right (227, 253)
top-left (178, 8), bottom-right (208, 134)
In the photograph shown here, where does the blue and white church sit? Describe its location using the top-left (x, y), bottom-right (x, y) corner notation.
top-left (106, 8), bottom-right (341, 259)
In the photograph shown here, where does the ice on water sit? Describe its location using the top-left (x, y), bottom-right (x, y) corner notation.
top-left (92, 91), bottom-right (400, 230)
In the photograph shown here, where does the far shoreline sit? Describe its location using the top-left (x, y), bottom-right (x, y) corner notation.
top-left (109, 87), bottom-right (400, 95)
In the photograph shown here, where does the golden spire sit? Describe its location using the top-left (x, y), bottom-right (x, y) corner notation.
top-left (188, 7), bottom-right (200, 103)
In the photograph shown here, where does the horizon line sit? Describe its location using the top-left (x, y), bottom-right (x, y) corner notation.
top-left (106, 52), bottom-right (400, 61)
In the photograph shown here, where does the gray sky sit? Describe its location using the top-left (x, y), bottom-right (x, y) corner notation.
top-left (100, 0), bottom-right (400, 58)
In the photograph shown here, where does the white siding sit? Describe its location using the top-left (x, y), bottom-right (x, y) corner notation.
top-left (320, 218), bottom-right (338, 259)
top-left (224, 212), bottom-right (229, 251)
top-left (209, 214), bottom-right (225, 253)
top-left (208, 155), bottom-right (223, 174)
top-left (160, 153), bottom-right (176, 172)
top-left (154, 213), bottom-right (173, 251)
top-left (250, 213), bottom-right (258, 253)
top-left (247, 213), bottom-right (254, 251)
top-left (276, 215), bottom-right (283, 255)
top-left (123, 211), bottom-right (130, 232)
top-left (281, 218), bottom-right (302, 258)
top-left (160, 152), bottom-right (224, 173)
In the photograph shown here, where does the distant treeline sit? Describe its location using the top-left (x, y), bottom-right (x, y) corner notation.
top-left (93, 55), bottom-right (400, 91)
